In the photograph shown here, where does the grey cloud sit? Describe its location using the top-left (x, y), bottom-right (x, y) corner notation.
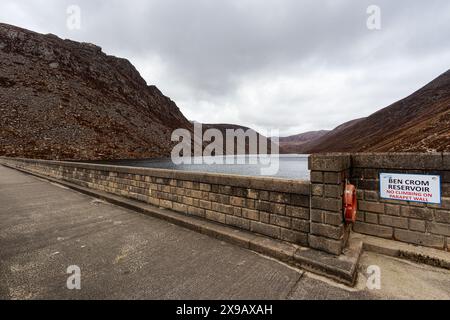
top-left (1, 0), bottom-right (449, 136)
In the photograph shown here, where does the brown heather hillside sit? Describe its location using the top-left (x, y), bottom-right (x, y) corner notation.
top-left (0, 23), bottom-right (192, 160)
top-left (278, 130), bottom-right (329, 154)
top-left (292, 70), bottom-right (450, 153)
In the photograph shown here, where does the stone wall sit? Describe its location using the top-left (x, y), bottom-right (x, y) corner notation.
top-left (351, 153), bottom-right (450, 250)
top-left (0, 157), bottom-right (312, 247)
top-left (2, 153), bottom-right (448, 254)
top-left (308, 154), bottom-right (352, 255)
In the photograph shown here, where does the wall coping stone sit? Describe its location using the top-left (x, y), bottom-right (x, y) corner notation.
top-left (308, 153), bottom-right (351, 172)
top-left (0, 157), bottom-right (310, 195)
top-left (352, 153), bottom-right (450, 170)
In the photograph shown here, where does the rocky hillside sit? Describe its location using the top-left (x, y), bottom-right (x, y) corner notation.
top-left (292, 70), bottom-right (450, 153)
top-left (0, 23), bottom-right (192, 160)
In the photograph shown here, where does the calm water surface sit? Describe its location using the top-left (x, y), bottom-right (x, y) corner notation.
top-left (94, 155), bottom-right (310, 180)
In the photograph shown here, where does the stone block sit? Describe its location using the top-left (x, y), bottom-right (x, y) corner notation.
top-left (185, 189), bottom-right (202, 199)
top-left (172, 202), bottom-right (188, 214)
top-left (359, 201), bottom-right (385, 214)
top-left (310, 209), bottom-right (324, 223)
top-left (310, 171), bottom-right (323, 183)
top-left (247, 189), bottom-right (258, 199)
top-left (159, 200), bottom-right (172, 209)
top-left (357, 189), bottom-right (364, 201)
top-left (400, 207), bottom-right (434, 221)
top-left (310, 223), bottom-right (343, 240)
top-left (269, 192), bottom-right (290, 204)
top-left (353, 153), bottom-right (444, 170)
top-left (269, 215), bottom-right (291, 228)
top-left (353, 222), bottom-right (393, 239)
top-left (211, 202), bottom-right (234, 215)
top-left (427, 222), bottom-right (450, 237)
top-left (394, 229), bottom-right (444, 249)
top-left (364, 190), bottom-right (379, 201)
top-left (290, 194), bottom-right (310, 207)
top-left (192, 182), bottom-right (200, 190)
top-left (324, 185), bottom-right (341, 198)
top-left (312, 184), bottom-right (324, 197)
top-left (199, 183), bottom-right (211, 192)
top-left (292, 218), bottom-right (310, 233)
top-left (226, 215), bottom-right (250, 230)
top-left (260, 211), bottom-right (270, 224)
top-left (218, 185), bottom-right (233, 195)
top-left (205, 210), bottom-right (226, 224)
top-left (364, 212), bottom-right (379, 224)
top-left (442, 184), bottom-right (450, 197)
top-left (356, 212), bottom-right (364, 222)
top-left (258, 190), bottom-right (270, 201)
top-left (230, 196), bottom-right (246, 207)
top-left (182, 196), bottom-right (195, 206)
top-left (324, 172), bottom-right (341, 184)
top-left (356, 179), bottom-right (378, 191)
top-left (280, 229), bottom-right (308, 246)
top-left (255, 200), bottom-right (271, 212)
top-left (311, 197), bottom-right (341, 212)
top-left (324, 211), bottom-right (344, 226)
top-left (232, 187), bottom-right (248, 198)
top-left (245, 199), bottom-right (256, 209)
top-left (182, 181), bottom-right (194, 189)
top-left (242, 208), bottom-right (259, 221)
top-left (435, 210), bottom-right (450, 224)
top-left (408, 219), bottom-right (426, 232)
top-left (272, 203), bottom-right (286, 215)
top-left (250, 221), bottom-right (281, 239)
top-left (233, 207), bottom-right (242, 217)
top-left (147, 197), bottom-right (160, 207)
top-left (198, 200), bottom-right (212, 210)
top-left (308, 154), bottom-right (351, 172)
top-left (174, 187), bottom-right (185, 196)
top-left (208, 193), bottom-right (230, 204)
top-left (308, 234), bottom-right (342, 255)
top-left (187, 206), bottom-right (205, 218)
top-left (385, 204), bottom-right (401, 216)
top-left (286, 205), bottom-right (309, 220)
top-left (379, 215), bottom-right (408, 229)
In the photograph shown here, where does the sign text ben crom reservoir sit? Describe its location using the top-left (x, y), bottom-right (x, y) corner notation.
top-left (380, 173), bottom-right (441, 204)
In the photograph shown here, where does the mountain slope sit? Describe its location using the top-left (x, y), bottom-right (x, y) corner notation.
top-left (278, 130), bottom-right (329, 153)
top-left (201, 123), bottom-right (272, 154)
top-left (303, 70), bottom-right (450, 153)
top-left (0, 23), bottom-right (191, 160)
top-left (279, 130), bottom-right (329, 143)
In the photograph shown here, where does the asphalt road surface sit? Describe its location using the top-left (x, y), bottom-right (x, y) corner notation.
top-left (1, 165), bottom-right (449, 300)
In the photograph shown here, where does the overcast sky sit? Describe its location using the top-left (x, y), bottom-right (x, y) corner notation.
top-left (1, 0), bottom-right (450, 136)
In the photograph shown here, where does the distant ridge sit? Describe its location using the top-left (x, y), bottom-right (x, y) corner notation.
top-left (200, 123), bottom-right (272, 154)
top-left (278, 130), bottom-right (329, 154)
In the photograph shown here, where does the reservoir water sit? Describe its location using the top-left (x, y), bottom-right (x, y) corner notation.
top-left (93, 154), bottom-right (310, 180)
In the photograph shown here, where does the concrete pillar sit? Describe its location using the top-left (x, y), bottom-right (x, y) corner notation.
top-left (308, 154), bottom-right (352, 255)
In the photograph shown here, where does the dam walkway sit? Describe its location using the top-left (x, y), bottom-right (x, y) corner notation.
top-left (1, 165), bottom-right (449, 300)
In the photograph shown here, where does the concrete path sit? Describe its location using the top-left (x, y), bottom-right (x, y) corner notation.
top-left (1, 165), bottom-right (449, 300)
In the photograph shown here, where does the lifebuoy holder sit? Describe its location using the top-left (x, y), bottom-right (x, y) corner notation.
top-left (344, 181), bottom-right (357, 224)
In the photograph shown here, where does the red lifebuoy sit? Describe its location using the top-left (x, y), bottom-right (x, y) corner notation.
top-left (344, 183), bottom-right (357, 224)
